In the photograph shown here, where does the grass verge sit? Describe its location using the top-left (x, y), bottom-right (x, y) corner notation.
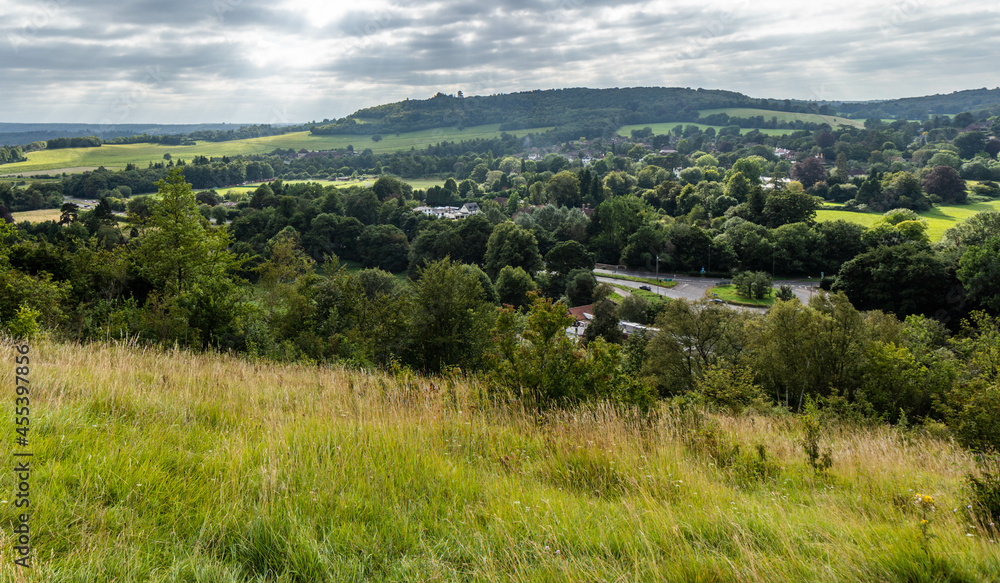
top-left (707, 284), bottom-right (776, 307)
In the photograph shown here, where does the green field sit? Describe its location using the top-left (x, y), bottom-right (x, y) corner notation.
top-left (699, 108), bottom-right (866, 129)
top-left (817, 200), bottom-right (1000, 241)
top-left (617, 122), bottom-right (791, 138)
top-left (0, 124), bottom-right (552, 175)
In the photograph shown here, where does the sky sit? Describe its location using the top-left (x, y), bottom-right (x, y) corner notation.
top-left (2, 0), bottom-right (999, 124)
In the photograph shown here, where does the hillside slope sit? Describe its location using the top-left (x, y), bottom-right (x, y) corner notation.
top-left (2, 336), bottom-right (997, 582)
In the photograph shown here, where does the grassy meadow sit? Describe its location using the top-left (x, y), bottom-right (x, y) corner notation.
top-left (1, 335), bottom-right (998, 582)
top-left (10, 208), bottom-right (63, 224)
top-left (0, 124), bottom-right (551, 175)
top-left (698, 108), bottom-right (866, 130)
top-left (817, 200), bottom-right (1000, 242)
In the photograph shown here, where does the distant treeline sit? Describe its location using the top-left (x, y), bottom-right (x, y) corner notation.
top-left (57, 158), bottom-right (277, 198)
top-left (2, 124), bottom-right (303, 149)
top-left (837, 88), bottom-right (1000, 120)
top-left (698, 112), bottom-right (830, 131)
top-left (0, 145), bottom-right (25, 165)
top-left (104, 124), bottom-right (298, 146)
top-left (45, 136), bottom-right (102, 149)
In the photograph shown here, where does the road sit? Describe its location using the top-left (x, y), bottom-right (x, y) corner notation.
top-left (595, 268), bottom-right (822, 312)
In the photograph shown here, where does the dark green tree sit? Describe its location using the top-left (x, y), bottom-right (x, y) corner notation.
top-left (832, 243), bottom-right (948, 316)
top-left (957, 236), bottom-right (1000, 312)
top-left (484, 222), bottom-right (543, 279)
top-left (409, 258), bottom-right (495, 372)
top-left (922, 165), bottom-right (967, 204)
top-left (494, 265), bottom-right (537, 310)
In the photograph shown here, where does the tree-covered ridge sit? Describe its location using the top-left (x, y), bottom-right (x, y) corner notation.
top-left (312, 87), bottom-right (819, 138)
top-left (312, 86), bottom-right (1000, 140)
top-left (836, 87), bottom-right (1000, 120)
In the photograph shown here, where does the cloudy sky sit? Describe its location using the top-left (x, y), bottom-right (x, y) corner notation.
top-left (2, 0), bottom-right (998, 124)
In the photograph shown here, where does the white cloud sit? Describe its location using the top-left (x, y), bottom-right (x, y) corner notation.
top-left (0, 0), bottom-right (997, 122)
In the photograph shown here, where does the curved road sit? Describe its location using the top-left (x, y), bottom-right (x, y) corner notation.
top-left (595, 269), bottom-right (822, 312)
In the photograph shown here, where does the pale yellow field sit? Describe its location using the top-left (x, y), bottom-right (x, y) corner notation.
top-left (10, 208), bottom-right (62, 223)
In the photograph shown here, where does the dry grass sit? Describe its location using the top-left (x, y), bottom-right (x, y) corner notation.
top-left (0, 335), bottom-right (997, 582)
top-left (10, 209), bottom-right (62, 224)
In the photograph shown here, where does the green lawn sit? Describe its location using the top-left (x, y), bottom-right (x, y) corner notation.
top-left (0, 124), bottom-right (553, 174)
top-left (698, 108), bottom-right (866, 129)
top-left (816, 200), bottom-right (1000, 241)
top-left (707, 284), bottom-right (775, 307)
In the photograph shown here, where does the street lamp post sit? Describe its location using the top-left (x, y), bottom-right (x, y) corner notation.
top-left (655, 255), bottom-right (660, 296)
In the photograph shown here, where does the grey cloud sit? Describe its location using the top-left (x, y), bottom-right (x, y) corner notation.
top-left (1, 0), bottom-right (998, 122)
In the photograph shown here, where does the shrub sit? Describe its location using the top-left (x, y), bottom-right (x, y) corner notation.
top-left (694, 365), bottom-right (767, 415)
top-left (3, 304), bottom-right (40, 338)
top-left (801, 409), bottom-right (833, 474)
top-left (685, 420), bottom-right (780, 484)
top-left (966, 455), bottom-right (1000, 527)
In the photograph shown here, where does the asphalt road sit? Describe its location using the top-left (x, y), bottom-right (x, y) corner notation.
top-left (595, 268), bottom-right (822, 312)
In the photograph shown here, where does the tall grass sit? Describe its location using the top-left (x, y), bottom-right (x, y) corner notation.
top-left (1, 335), bottom-right (997, 582)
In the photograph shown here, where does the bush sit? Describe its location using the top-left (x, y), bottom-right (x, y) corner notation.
top-left (685, 420), bottom-right (780, 484)
top-left (943, 380), bottom-right (1000, 453)
top-left (801, 407), bottom-right (833, 474)
top-left (694, 365), bottom-right (767, 415)
top-left (966, 455), bottom-right (1000, 527)
top-left (3, 304), bottom-right (41, 339)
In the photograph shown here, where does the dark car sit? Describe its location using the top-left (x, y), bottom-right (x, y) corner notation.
top-left (638, 285), bottom-right (652, 291)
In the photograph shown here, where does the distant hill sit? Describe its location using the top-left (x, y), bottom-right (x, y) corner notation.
top-left (312, 87), bottom-right (833, 141)
top-left (834, 88), bottom-right (1000, 119)
top-left (315, 86), bottom-right (1000, 141)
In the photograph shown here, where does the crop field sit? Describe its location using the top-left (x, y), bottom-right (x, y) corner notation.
top-left (201, 177), bottom-right (446, 197)
top-left (0, 124), bottom-right (552, 174)
top-left (10, 208), bottom-right (62, 223)
top-left (817, 200), bottom-right (1000, 241)
top-left (617, 122), bottom-right (791, 138)
top-left (1, 336), bottom-right (998, 581)
top-left (698, 108), bottom-right (866, 129)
